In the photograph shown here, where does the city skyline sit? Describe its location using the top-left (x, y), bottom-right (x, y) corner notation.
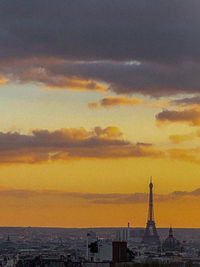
top-left (0, 0), bottom-right (199, 227)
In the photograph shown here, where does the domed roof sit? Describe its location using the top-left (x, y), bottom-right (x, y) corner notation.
top-left (163, 227), bottom-right (180, 251)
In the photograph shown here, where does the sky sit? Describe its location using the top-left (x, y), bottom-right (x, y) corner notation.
top-left (0, 0), bottom-right (200, 227)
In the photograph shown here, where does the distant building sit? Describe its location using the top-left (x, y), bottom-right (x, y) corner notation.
top-left (97, 240), bottom-right (112, 262)
top-left (116, 228), bottom-right (128, 242)
top-left (0, 235), bottom-right (16, 253)
top-left (116, 223), bottom-right (130, 242)
top-left (162, 227), bottom-right (180, 252)
top-left (86, 232), bottom-right (112, 262)
top-left (86, 232), bottom-right (98, 262)
top-left (112, 241), bottom-right (127, 262)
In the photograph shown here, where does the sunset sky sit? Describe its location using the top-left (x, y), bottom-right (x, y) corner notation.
top-left (0, 0), bottom-right (200, 227)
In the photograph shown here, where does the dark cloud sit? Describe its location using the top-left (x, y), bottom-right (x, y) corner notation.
top-left (3, 61), bottom-right (200, 96)
top-left (0, 1), bottom-right (199, 96)
top-left (49, 61), bottom-right (200, 96)
top-left (0, 0), bottom-right (199, 63)
top-left (0, 127), bottom-right (162, 164)
top-left (156, 109), bottom-right (200, 126)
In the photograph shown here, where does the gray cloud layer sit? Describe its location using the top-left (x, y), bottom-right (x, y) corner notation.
top-left (3, 61), bottom-right (200, 97)
top-left (0, 1), bottom-right (200, 96)
top-left (0, 0), bottom-right (199, 63)
top-left (48, 61), bottom-right (200, 96)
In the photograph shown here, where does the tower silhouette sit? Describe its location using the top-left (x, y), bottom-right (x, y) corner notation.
top-left (142, 178), bottom-right (160, 245)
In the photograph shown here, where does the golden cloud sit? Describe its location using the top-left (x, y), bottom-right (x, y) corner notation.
top-left (168, 148), bottom-right (200, 165)
top-left (0, 127), bottom-right (161, 164)
top-left (170, 129), bottom-right (200, 143)
top-left (88, 96), bottom-right (171, 109)
top-left (88, 96), bottom-right (145, 108)
top-left (1, 126), bottom-right (200, 165)
top-left (43, 77), bottom-right (107, 92)
top-left (169, 133), bottom-right (196, 143)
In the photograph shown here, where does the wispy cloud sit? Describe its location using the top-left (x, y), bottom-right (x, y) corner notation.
top-left (2, 187), bottom-right (200, 205)
top-left (169, 130), bottom-right (200, 143)
top-left (88, 96), bottom-right (170, 109)
top-left (88, 96), bottom-right (145, 108)
top-left (172, 96), bottom-right (200, 107)
top-left (168, 148), bottom-right (200, 165)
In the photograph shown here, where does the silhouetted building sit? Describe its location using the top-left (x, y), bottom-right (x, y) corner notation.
top-left (86, 232), bottom-right (98, 261)
top-left (163, 227), bottom-right (180, 252)
top-left (116, 224), bottom-right (129, 242)
top-left (0, 235), bottom-right (16, 252)
top-left (112, 241), bottom-right (127, 262)
top-left (142, 178), bottom-right (160, 245)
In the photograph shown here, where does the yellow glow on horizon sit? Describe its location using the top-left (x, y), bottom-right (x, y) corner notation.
top-left (0, 157), bottom-right (198, 227)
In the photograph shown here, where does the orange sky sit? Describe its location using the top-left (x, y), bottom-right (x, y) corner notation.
top-left (0, 0), bottom-right (200, 228)
top-left (0, 156), bottom-right (199, 227)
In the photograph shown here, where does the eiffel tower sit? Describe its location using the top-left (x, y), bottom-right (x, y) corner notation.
top-left (142, 178), bottom-right (160, 245)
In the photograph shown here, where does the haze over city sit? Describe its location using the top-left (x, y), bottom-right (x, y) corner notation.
top-left (0, 0), bottom-right (199, 229)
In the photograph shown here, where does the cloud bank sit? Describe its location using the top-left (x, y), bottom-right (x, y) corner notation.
top-left (0, 127), bottom-right (162, 164)
top-left (0, 0), bottom-right (199, 63)
top-left (0, 126), bottom-right (200, 165)
top-left (0, 1), bottom-right (199, 96)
